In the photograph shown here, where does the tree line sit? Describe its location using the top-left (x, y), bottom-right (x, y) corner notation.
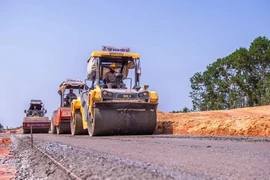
top-left (0, 123), bottom-right (3, 132)
top-left (0, 123), bottom-right (22, 132)
top-left (171, 36), bottom-right (270, 113)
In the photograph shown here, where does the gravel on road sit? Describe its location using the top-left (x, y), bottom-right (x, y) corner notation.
top-left (9, 134), bottom-right (270, 180)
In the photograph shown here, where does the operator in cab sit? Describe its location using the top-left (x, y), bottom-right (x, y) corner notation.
top-left (66, 88), bottom-right (77, 104)
top-left (104, 63), bottom-right (118, 84)
top-left (103, 63), bottom-right (126, 89)
top-left (31, 106), bottom-right (39, 116)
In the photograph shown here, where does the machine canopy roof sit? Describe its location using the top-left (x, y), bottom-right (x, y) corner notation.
top-left (29, 99), bottom-right (43, 105)
top-left (58, 79), bottom-right (88, 95)
top-left (86, 46), bottom-right (140, 80)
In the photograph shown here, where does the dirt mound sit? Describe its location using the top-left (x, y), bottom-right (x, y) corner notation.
top-left (3, 128), bottom-right (23, 134)
top-left (155, 106), bottom-right (270, 137)
top-left (15, 128), bottom-right (23, 134)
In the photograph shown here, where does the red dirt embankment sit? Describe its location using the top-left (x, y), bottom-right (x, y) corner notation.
top-left (3, 128), bottom-right (22, 134)
top-left (155, 105), bottom-right (270, 137)
top-left (0, 137), bottom-right (16, 180)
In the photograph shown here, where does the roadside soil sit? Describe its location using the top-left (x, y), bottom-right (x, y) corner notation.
top-left (2, 129), bottom-right (22, 134)
top-left (155, 105), bottom-right (270, 137)
top-left (0, 134), bottom-right (16, 180)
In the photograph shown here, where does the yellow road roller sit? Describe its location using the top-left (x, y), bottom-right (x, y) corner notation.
top-left (70, 46), bottom-right (159, 136)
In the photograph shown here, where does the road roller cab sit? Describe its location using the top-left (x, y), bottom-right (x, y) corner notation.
top-left (22, 99), bottom-right (50, 134)
top-left (50, 79), bottom-right (88, 135)
top-left (70, 46), bottom-right (159, 136)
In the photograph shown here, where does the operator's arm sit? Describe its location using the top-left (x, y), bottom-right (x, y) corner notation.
top-left (103, 72), bottom-right (108, 84)
top-left (72, 93), bottom-right (77, 98)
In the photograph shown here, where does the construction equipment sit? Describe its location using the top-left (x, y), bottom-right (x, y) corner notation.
top-left (22, 99), bottom-right (50, 134)
top-left (70, 46), bottom-right (159, 136)
top-left (51, 79), bottom-right (88, 134)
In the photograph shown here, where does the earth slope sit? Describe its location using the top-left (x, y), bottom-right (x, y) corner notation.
top-left (155, 105), bottom-right (270, 137)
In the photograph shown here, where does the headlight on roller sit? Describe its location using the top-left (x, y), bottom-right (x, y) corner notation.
top-left (103, 91), bottom-right (113, 96)
top-left (138, 91), bottom-right (149, 97)
top-left (108, 92), bottom-right (113, 96)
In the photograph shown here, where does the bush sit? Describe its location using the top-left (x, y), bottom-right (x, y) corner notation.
top-left (170, 107), bottom-right (191, 113)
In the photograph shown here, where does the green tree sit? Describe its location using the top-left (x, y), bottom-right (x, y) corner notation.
top-left (0, 123), bottom-right (3, 132)
top-left (170, 107), bottom-right (191, 113)
top-left (182, 107), bottom-right (190, 112)
top-left (189, 36), bottom-right (270, 111)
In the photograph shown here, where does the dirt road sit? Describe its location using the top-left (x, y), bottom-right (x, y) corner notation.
top-left (9, 134), bottom-right (270, 180)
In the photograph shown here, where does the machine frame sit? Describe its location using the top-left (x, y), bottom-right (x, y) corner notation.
top-left (50, 79), bottom-right (88, 134)
top-left (70, 47), bottom-right (159, 136)
top-left (22, 99), bottom-right (50, 134)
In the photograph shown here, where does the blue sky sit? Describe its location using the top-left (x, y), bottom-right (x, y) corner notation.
top-left (0, 0), bottom-right (270, 128)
